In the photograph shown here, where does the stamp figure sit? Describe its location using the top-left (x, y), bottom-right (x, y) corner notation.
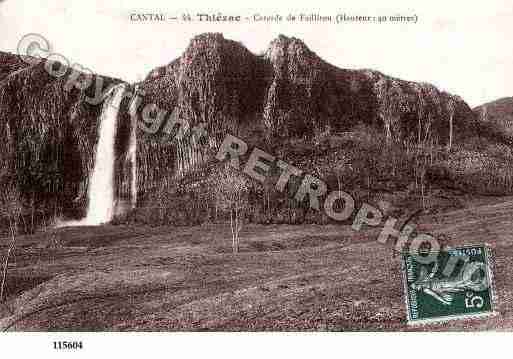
top-left (403, 245), bottom-right (495, 324)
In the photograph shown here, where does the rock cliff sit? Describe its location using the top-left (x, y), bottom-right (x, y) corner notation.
top-left (1, 33), bottom-right (504, 228)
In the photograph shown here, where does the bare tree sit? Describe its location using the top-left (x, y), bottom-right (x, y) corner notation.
top-left (216, 167), bottom-right (249, 253)
top-left (446, 98), bottom-right (456, 151)
top-left (0, 186), bottom-right (22, 304)
top-left (481, 105), bottom-right (488, 122)
top-left (331, 160), bottom-right (349, 193)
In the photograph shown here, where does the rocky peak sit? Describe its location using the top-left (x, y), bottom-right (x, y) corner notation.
top-left (265, 35), bottom-right (310, 60)
top-left (264, 35), bottom-right (321, 78)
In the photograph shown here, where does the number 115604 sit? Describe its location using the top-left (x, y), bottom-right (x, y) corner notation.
top-left (53, 341), bottom-right (83, 350)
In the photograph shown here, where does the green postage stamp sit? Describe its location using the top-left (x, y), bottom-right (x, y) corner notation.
top-left (402, 244), bottom-right (496, 324)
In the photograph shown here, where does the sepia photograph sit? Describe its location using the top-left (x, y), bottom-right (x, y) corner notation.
top-left (0, 0), bottom-right (511, 356)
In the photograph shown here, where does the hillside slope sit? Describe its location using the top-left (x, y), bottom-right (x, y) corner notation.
top-left (0, 196), bottom-right (511, 330)
top-left (133, 34), bottom-right (513, 226)
top-left (1, 34), bottom-right (512, 230)
top-left (474, 97), bottom-right (513, 144)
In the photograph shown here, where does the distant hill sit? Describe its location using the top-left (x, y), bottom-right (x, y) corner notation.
top-left (474, 97), bottom-right (513, 143)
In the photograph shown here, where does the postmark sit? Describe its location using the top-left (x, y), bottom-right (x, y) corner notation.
top-left (402, 244), bottom-right (496, 325)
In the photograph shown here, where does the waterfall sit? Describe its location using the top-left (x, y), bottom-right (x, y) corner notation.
top-left (83, 83), bottom-right (127, 225)
top-left (55, 82), bottom-right (140, 228)
top-left (129, 110), bottom-right (137, 209)
top-left (56, 83), bottom-right (127, 228)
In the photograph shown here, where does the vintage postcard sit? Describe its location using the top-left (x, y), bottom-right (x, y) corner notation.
top-left (0, 0), bottom-right (511, 357)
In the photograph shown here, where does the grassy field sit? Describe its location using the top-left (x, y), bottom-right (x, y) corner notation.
top-left (0, 196), bottom-right (512, 331)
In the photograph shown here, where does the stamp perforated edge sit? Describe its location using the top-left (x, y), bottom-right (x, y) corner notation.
top-left (401, 243), bottom-right (499, 326)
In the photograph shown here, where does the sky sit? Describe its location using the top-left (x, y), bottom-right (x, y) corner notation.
top-left (0, 0), bottom-right (511, 107)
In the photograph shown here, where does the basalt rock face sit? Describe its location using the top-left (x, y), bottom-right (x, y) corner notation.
top-left (0, 51), bottom-right (126, 221)
top-left (133, 33), bottom-right (501, 223)
top-left (262, 35), bottom-right (373, 137)
top-left (138, 33), bottom-right (477, 180)
top-left (262, 35), bottom-right (476, 143)
top-left (136, 33), bottom-right (270, 194)
top-left (0, 34), bottom-right (486, 228)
